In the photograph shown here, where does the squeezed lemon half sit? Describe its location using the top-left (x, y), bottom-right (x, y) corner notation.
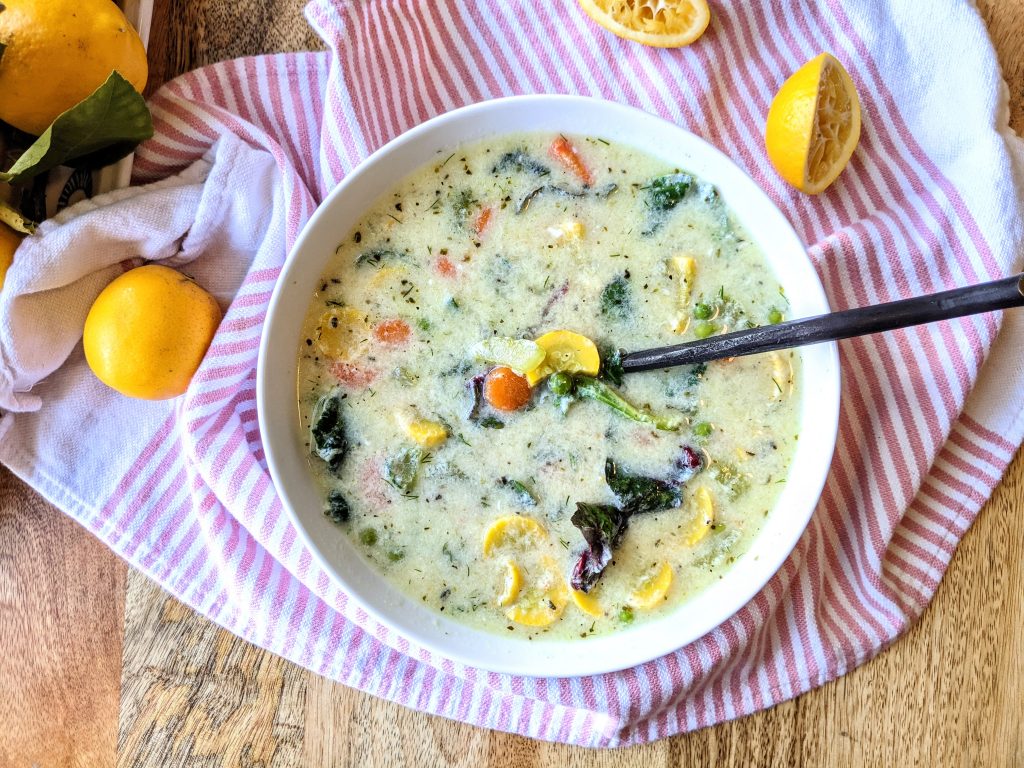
top-left (765, 53), bottom-right (862, 194)
top-left (578, 0), bottom-right (711, 48)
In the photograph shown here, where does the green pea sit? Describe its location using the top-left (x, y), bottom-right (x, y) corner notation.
top-left (768, 307), bottom-right (783, 325)
top-left (692, 302), bottom-right (712, 320)
top-left (693, 421), bottom-right (713, 437)
top-left (694, 321), bottom-right (716, 339)
top-left (548, 372), bottom-right (574, 396)
top-left (359, 527), bottom-right (378, 546)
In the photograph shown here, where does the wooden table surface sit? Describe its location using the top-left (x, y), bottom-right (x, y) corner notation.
top-left (2, 1), bottom-right (1023, 766)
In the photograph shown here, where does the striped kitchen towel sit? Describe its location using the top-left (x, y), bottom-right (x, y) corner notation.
top-left (1, 0), bottom-right (1022, 747)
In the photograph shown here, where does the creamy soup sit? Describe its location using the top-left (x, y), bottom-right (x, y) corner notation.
top-left (297, 133), bottom-right (800, 640)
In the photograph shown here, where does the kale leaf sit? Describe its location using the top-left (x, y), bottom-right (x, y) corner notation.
top-left (604, 458), bottom-right (682, 514)
top-left (648, 172), bottom-right (694, 211)
top-left (491, 149), bottom-right (550, 176)
top-left (500, 477), bottom-right (538, 507)
top-left (516, 182), bottom-right (618, 214)
top-left (642, 172), bottom-right (696, 236)
top-left (598, 345), bottom-right (626, 386)
top-left (600, 275), bottom-right (632, 319)
top-left (356, 247), bottom-right (409, 267)
top-left (685, 362), bottom-right (707, 388)
top-left (324, 490), bottom-right (351, 524)
top-left (570, 502), bottom-right (631, 592)
top-left (310, 392), bottom-right (349, 474)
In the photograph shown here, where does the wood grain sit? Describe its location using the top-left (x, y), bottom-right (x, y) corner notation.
top-left (1, 0), bottom-right (1021, 765)
top-left (0, 467), bottom-right (126, 768)
top-left (116, 575), bottom-right (306, 768)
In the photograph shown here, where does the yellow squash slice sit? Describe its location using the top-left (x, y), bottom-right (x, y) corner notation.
top-left (628, 562), bottom-right (674, 609)
top-left (685, 485), bottom-right (715, 546)
top-left (482, 515), bottom-right (547, 556)
top-left (526, 330), bottom-right (601, 386)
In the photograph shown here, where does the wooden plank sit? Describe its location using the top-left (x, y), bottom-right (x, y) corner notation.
top-left (0, 467), bottom-right (126, 768)
top-left (116, 575), bottom-right (306, 768)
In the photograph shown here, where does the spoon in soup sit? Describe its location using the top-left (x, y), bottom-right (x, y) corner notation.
top-left (617, 272), bottom-right (1024, 374)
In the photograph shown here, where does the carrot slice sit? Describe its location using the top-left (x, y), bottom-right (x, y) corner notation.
top-left (329, 361), bottom-right (378, 389)
top-left (484, 366), bottom-right (532, 412)
top-left (373, 318), bottom-right (411, 346)
top-left (549, 136), bottom-right (594, 187)
top-left (473, 206), bottom-right (494, 238)
top-left (437, 255), bottom-right (458, 278)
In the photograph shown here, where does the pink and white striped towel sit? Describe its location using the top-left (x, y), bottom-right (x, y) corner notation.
top-left (2, 0), bottom-right (1023, 747)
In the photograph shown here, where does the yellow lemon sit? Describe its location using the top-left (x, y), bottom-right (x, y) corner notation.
top-left (526, 330), bottom-right (600, 386)
top-left (628, 562), bottom-right (674, 609)
top-left (482, 515), bottom-right (546, 556)
top-left (578, 0), bottom-right (711, 48)
top-left (0, 223), bottom-right (23, 292)
top-left (83, 265), bottom-right (221, 400)
top-left (765, 53), bottom-right (862, 195)
top-left (0, 0), bottom-right (148, 136)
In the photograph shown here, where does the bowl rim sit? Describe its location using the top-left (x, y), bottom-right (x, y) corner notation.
top-left (256, 93), bottom-right (841, 678)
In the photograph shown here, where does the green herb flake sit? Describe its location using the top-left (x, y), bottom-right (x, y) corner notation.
top-left (359, 528), bottom-right (378, 546)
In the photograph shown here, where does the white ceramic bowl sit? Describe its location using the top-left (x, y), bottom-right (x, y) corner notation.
top-left (257, 95), bottom-right (840, 678)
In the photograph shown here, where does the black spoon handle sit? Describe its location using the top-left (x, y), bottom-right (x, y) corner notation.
top-left (620, 273), bottom-right (1024, 374)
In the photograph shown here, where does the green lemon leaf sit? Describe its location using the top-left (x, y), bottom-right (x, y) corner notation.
top-left (0, 71), bottom-right (153, 185)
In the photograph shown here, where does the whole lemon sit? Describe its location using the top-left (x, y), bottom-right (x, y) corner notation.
top-left (83, 265), bottom-right (222, 401)
top-left (0, 223), bottom-right (23, 291)
top-left (0, 0), bottom-right (149, 136)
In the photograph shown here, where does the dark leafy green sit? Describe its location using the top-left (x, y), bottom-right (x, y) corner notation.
top-left (491, 149), bottom-right (550, 176)
top-left (355, 247), bottom-right (410, 267)
top-left (310, 393), bottom-right (349, 473)
top-left (685, 362), bottom-right (708, 388)
top-left (500, 477), bottom-right (537, 507)
top-left (642, 172), bottom-right (698, 236)
top-left (0, 72), bottom-right (153, 184)
top-left (516, 182), bottom-right (617, 214)
top-left (324, 490), bottom-right (351, 524)
top-left (647, 172), bottom-right (694, 211)
top-left (385, 446), bottom-right (424, 494)
top-left (598, 346), bottom-right (625, 386)
top-left (570, 502), bottom-right (630, 593)
top-left (604, 458), bottom-right (681, 514)
top-left (600, 275), bottom-right (632, 319)
top-left (479, 416), bottom-right (505, 429)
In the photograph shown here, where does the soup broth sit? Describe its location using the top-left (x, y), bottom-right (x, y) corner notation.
top-left (297, 132), bottom-right (800, 640)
